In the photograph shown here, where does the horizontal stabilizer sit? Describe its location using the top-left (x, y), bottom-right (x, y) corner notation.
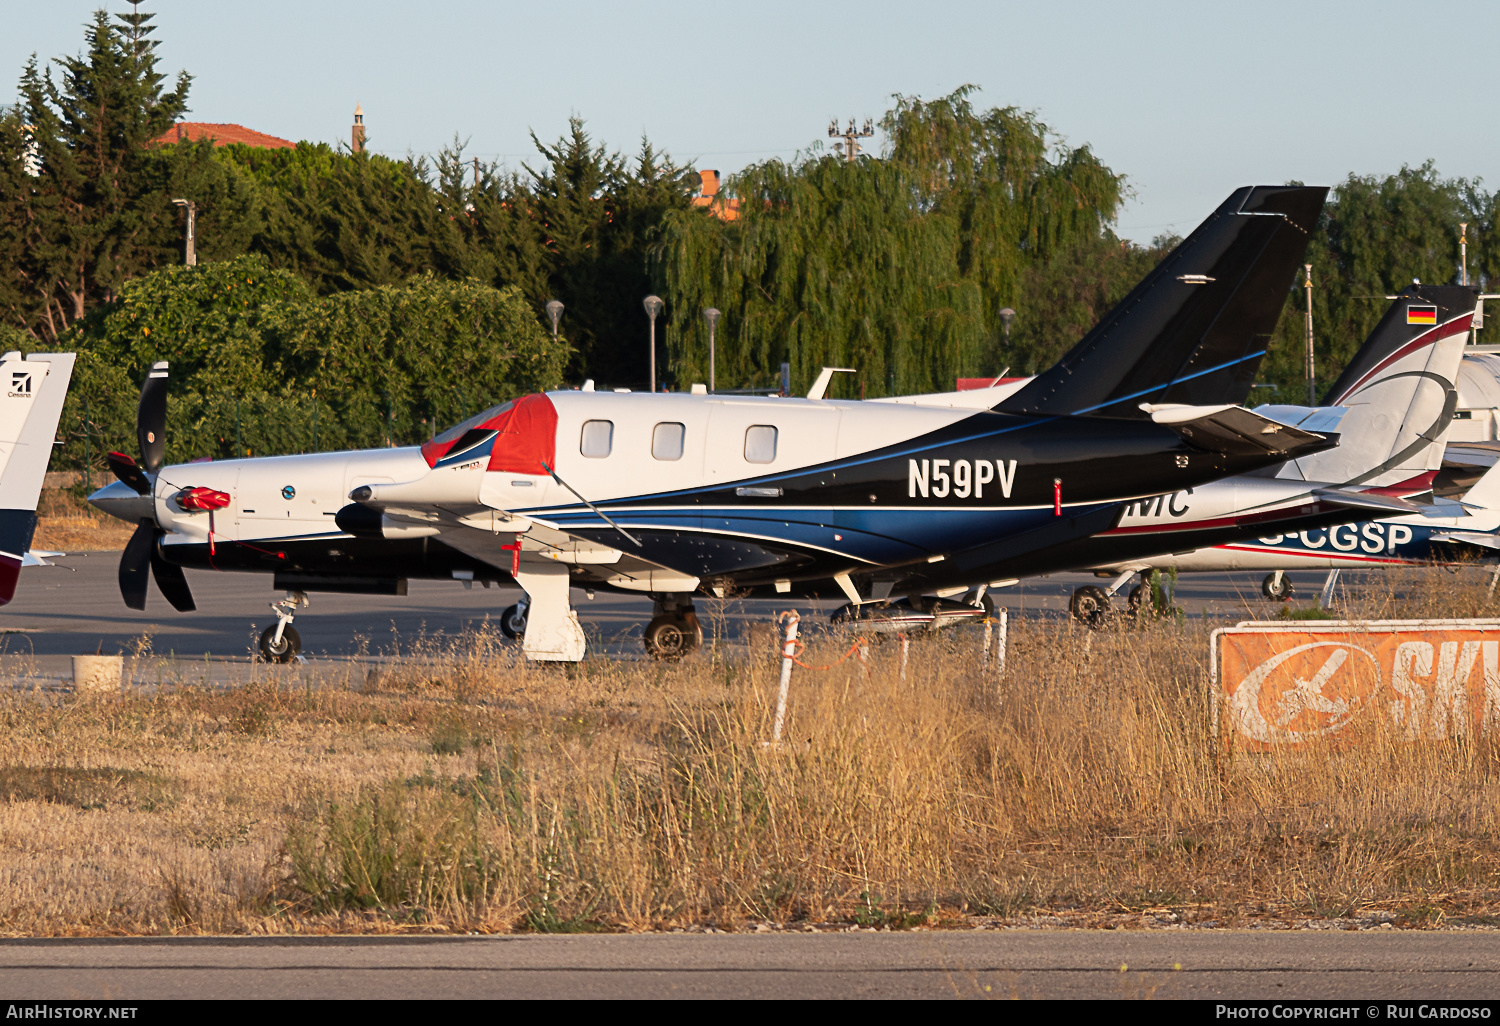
top-left (1311, 488), bottom-right (1468, 519)
top-left (1143, 403), bottom-right (1332, 457)
top-left (1431, 531), bottom-right (1500, 551)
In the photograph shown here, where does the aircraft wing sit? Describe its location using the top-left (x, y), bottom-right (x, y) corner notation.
top-left (1140, 403), bottom-right (1334, 458)
top-left (1311, 488), bottom-right (1470, 519)
top-left (432, 519), bottom-right (703, 592)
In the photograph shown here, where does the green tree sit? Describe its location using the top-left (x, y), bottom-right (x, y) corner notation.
top-left (656, 87), bottom-right (1128, 397)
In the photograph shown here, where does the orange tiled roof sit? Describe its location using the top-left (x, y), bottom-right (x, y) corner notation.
top-left (150, 122), bottom-right (296, 149)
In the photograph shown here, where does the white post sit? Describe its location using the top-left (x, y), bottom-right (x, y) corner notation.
top-left (1489, 563), bottom-right (1500, 600)
top-left (981, 619), bottom-right (993, 667)
top-left (899, 634), bottom-right (910, 682)
top-left (771, 612), bottom-right (799, 744)
top-left (995, 608), bottom-right (1007, 679)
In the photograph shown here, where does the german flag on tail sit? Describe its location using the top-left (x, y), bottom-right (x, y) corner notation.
top-left (1408, 304), bottom-right (1438, 325)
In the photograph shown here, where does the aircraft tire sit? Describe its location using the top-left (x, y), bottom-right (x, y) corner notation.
top-left (259, 624), bottom-right (301, 663)
top-left (499, 603), bottom-right (527, 639)
top-left (1261, 574), bottom-right (1295, 602)
top-left (1069, 585), bottom-right (1111, 628)
top-left (644, 616), bottom-right (701, 661)
top-left (1127, 584), bottom-right (1143, 612)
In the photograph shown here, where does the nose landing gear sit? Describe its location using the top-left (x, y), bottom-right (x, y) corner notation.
top-left (260, 590), bottom-right (308, 663)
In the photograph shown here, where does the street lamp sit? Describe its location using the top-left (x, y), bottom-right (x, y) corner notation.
top-left (998, 307), bottom-right (1015, 344)
top-left (170, 198), bottom-right (196, 266)
top-left (643, 295), bottom-right (664, 392)
top-left (702, 307), bottom-right (721, 392)
top-left (545, 299), bottom-right (564, 339)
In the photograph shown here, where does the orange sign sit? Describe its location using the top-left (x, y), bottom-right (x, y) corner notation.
top-left (1213, 620), bottom-right (1500, 748)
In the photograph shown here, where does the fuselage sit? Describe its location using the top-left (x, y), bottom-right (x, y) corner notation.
top-left (91, 389), bottom-right (1325, 598)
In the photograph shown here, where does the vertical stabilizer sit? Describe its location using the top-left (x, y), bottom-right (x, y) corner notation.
top-left (997, 185), bottom-right (1327, 419)
top-left (0, 353), bottom-right (76, 604)
top-left (1290, 285), bottom-right (1475, 487)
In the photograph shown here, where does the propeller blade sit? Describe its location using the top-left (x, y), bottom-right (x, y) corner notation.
top-left (119, 520), bottom-right (154, 610)
top-left (150, 545), bottom-right (196, 613)
top-left (105, 451), bottom-right (152, 496)
top-left (137, 361), bottom-right (168, 475)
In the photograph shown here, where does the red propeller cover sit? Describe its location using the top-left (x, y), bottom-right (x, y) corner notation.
top-left (176, 487), bottom-right (231, 511)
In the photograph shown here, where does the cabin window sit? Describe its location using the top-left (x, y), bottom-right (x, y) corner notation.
top-left (652, 422), bottom-right (686, 461)
top-left (580, 419), bottom-right (614, 458)
top-left (744, 425), bottom-right (777, 464)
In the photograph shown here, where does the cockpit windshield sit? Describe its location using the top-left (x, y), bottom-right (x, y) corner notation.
top-left (432, 402), bottom-right (513, 445)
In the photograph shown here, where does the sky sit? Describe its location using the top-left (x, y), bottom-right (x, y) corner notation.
top-left (4, 0), bottom-right (1498, 244)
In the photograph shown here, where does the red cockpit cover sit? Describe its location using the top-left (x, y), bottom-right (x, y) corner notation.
top-left (421, 393), bottom-right (558, 474)
top-left (487, 393), bottom-right (557, 474)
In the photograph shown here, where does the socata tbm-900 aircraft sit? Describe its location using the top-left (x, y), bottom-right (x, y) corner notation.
top-left (89, 185), bottom-right (1329, 662)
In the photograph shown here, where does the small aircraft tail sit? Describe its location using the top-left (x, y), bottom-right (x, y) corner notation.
top-left (1286, 285), bottom-right (1475, 488)
top-left (0, 352), bottom-right (76, 604)
top-left (996, 185), bottom-right (1327, 419)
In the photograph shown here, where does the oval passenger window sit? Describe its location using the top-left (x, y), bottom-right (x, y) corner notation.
top-left (580, 419), bottom-right (614, 458)
top-left (744, 425), bottom-right (777, 464)
top-left (652, 422), bottom-right (685, 461)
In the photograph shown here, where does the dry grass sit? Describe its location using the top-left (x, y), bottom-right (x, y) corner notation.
top-left (33, 486), bottom-right (132, 551)
top-left (1, 568), bottom-right (1500, 935)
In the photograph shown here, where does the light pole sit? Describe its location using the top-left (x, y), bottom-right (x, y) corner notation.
top-left (703, 307), bottom-right (720, 392)
top-left (545, 299), bottom-right (564, 339)
top-left (170, 198), bottom-right (196, 266)
top-left (1461, 222), bottom-right (1469, 287)
top-left (643, 295), bottom-right (664, 392)
top-left (998, 307), bottom-right (1015, 345)
top-left (1304, 264), bottom-right (1316, 405)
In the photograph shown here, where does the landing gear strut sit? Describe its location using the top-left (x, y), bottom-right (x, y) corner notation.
top-left (260, 590), bottom-right (308, 663)
top-left (643, 594), bottom-right (702, 660)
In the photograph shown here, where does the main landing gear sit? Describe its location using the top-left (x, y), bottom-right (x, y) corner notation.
top-left (1262, 571), bottom-right (1294, 603)
top-left (644, 594), bottom-right (702, 661)
top-left (260, 590), bottom-right (308, 663)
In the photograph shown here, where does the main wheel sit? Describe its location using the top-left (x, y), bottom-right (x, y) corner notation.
top-left (259, 624), bottom-right (301, 663)
top-left (644, 616), bottom-right (702, 661)
top-left (1127, 584), bottom-right (1144, 612)
top-left (499, 603), bottom-right (527, 639)
top-left (1069, 585), bottom-right (1111, 628)
top-left (1262, 573), bottom-right (1294, 602)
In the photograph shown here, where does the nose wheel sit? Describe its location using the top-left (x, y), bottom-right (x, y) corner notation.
top-left (259, 590), bottom-right (308, 663)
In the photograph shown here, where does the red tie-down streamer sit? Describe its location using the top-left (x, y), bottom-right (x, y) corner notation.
top-left (176, 487), bottom-right (230, 555)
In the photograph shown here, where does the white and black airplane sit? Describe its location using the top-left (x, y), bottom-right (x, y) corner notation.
top-left (89, 186), bottom-right (1330, 662)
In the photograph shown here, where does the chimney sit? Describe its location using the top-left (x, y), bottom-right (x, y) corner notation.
top-left (700, 169), bottom-right (720, 197)
top-left (351, 104), bottom-right (365, 154)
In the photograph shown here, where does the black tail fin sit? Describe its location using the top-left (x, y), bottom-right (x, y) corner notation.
top-left (1321, 283), bottom-right (1477, 406)
top-left (997, 185), bottom-right (1327, 419)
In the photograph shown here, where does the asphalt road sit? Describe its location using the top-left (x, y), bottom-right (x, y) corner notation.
top-left (0, 553), bottom-right (1320, 662)
top-left (1, 932), bottom-right (1497, 999)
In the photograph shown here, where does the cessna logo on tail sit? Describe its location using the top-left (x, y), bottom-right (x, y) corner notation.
top-left (7, 371), bottom-right (31, 398)
top-left (908, 459), bottom-right (1017, 499)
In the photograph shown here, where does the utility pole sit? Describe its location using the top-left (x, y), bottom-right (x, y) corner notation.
top-left (170, 199), bottom-right (196, 266)
top-left (643, 295), bottom-right (664, 392)
top-left (828, 118), bottom-right (874, 162)
top-left (1304, 263), bottom-right (1316, 405)
top-left (473, 157), bottom-right (480, 191)
top-left (1461, 222), bottom-right (1469, 287)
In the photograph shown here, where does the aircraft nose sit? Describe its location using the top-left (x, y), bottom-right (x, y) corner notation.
top-left (88, 479), bottom-right (154, 524)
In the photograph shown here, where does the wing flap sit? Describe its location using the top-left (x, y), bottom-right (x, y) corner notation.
top-left (1143, 403), bottom-right (1333, 457)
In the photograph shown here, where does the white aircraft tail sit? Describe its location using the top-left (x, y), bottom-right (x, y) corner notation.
top-left (0, 352), bottom-right (76, 604)
top-left (1280, 285), bottom-right (1475, 488)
